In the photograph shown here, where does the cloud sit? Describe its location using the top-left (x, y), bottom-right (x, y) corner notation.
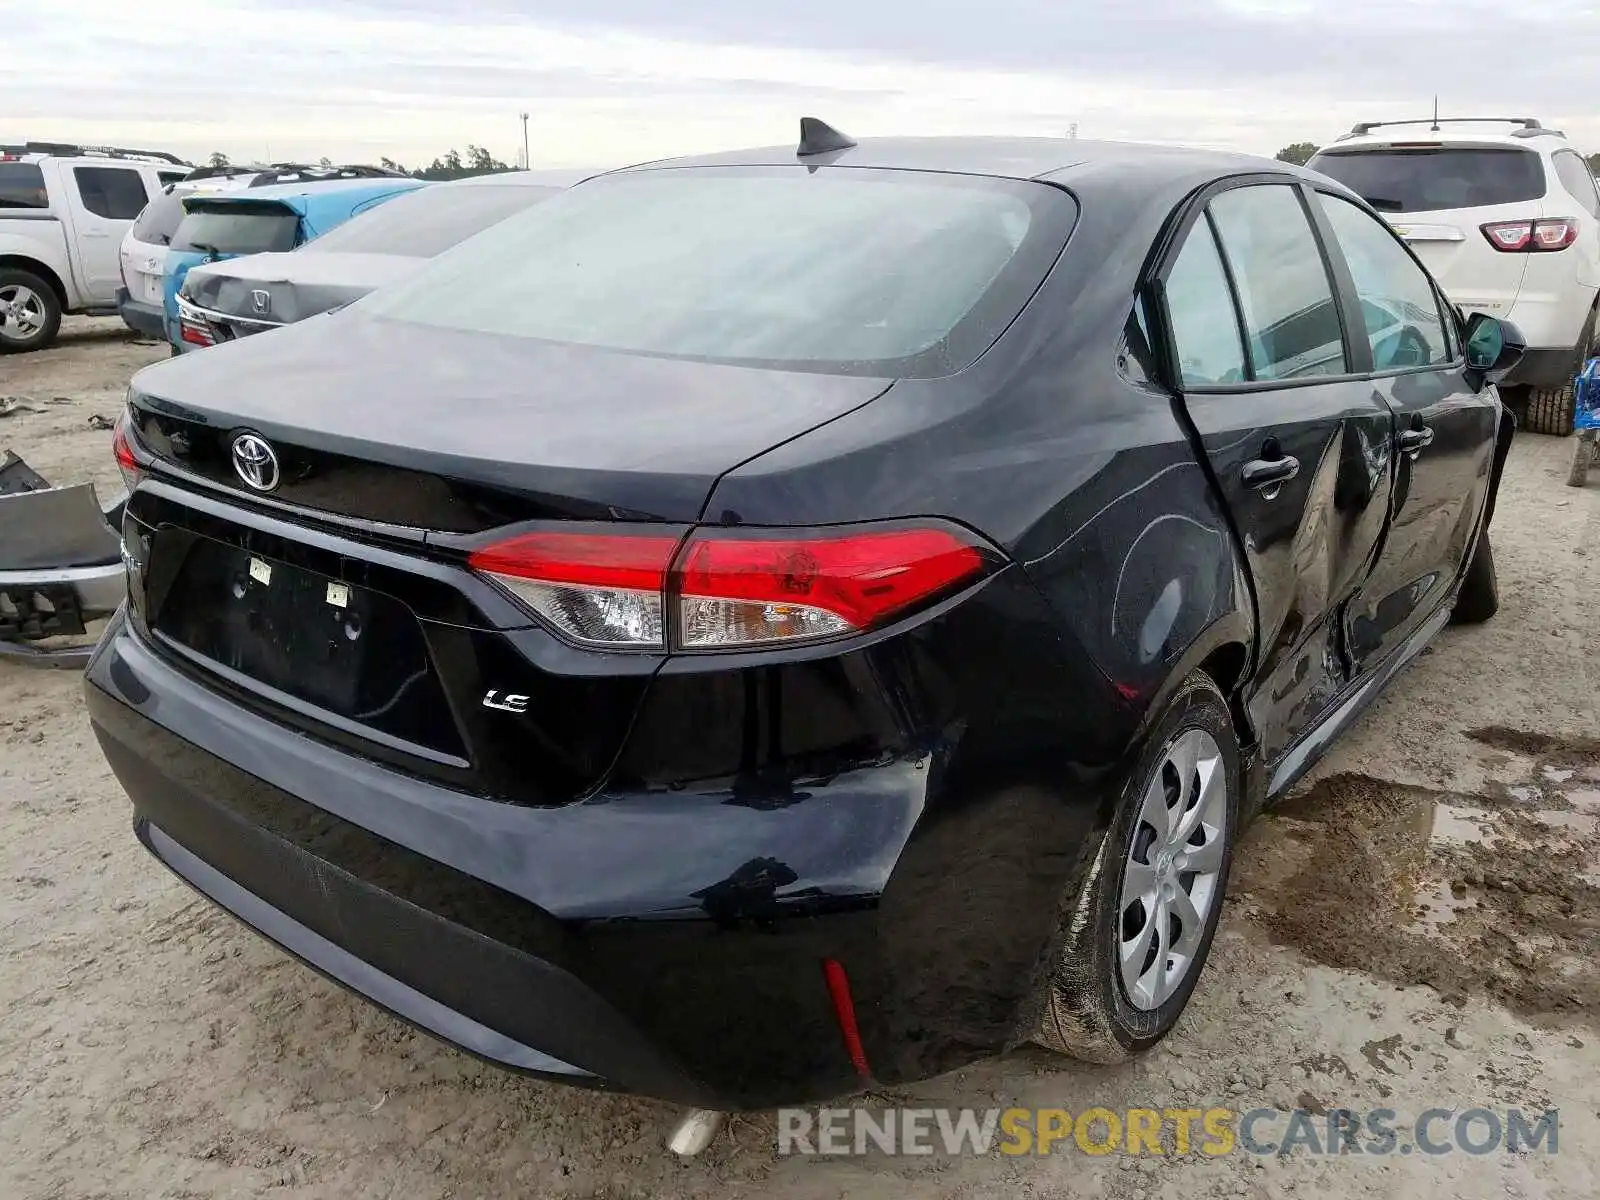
top-left (8, 0), bottom-right (1598, 169)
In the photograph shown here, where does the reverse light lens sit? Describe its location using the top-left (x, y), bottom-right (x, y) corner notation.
top-left (470, 525), bottom-right (990, 651)
top-left (468, 532), bottom-right (679, 648)
top-left (1481, 220), bottom-right (1532, 251)
top-left (674, 528), bottom-right (988, 649)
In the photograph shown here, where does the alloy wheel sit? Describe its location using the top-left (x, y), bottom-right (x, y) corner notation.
top-left (1117, 727), bottom-right (1228, 1011)
top-left (0, 284), bottom-right (46, 343)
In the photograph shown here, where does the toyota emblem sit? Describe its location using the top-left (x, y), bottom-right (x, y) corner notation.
top-left (231, 432), bottom-right (281, 492)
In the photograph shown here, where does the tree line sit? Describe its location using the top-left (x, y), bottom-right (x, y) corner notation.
top-left (205, 146), bottom-right (514, 180)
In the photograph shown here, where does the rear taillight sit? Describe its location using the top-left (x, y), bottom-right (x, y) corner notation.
top-left (468, 532), bottom-right (678, 648)
top-left (112, 410), bottom-right (143, 493)
top-left (675, 528), bottom-right (987, 649)
top-left (468, 523), bottom-right (992, 651)
top-left (1481, 218), bottom-right (1580, 252)
top-left (175, 296), bottom-right (215, 346)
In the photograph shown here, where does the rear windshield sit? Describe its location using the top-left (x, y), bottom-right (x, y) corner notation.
top-left (1308, 147), bottom-right (1546, 213)
top-left (172, 204), bottom-right (300, 255)
top-left (360, 166), bottom-right (1077, 377)
top-left (130, 188), bottom-right (189, 245)
top-left (304, 183), bottom-right (558, 258)
top-left (0, 162), bottom-right (48, 209)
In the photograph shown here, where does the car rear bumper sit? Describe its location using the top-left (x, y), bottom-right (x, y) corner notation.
top-left (117, 289), bottom-right (166, 339)
top-left (86, 605), bottom-right (1112, 1107)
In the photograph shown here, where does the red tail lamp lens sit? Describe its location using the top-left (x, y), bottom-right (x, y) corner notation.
top-left (675, 527), bottom-right (986, 649)
top-left (469, 524), bottom-right (989, 651)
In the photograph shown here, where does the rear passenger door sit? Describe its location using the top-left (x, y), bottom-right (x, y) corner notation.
top-left (1311, 190), bottom-right (1500, 670)
top-left (1155, 179), bottom-right (1395, 766)
top-left (65, 165), bottom-right (155, 302)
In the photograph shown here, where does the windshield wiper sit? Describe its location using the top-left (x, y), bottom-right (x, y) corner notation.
top-left (189, 241), bottom-right (222, 260)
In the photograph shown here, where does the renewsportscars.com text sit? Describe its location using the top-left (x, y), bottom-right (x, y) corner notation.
top-left (777, 1106), bottom-right (1560, 1158)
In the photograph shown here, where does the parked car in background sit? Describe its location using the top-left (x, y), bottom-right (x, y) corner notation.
top-left (117, 162), bottom-right (399, 340)
top-left (177, 172), bottom-right (565, 348)
top-left (0, 141), bottom-right (190, 352)
top-left (94, 127), bottom-right (1522, 1110)
top-left (1309, 117), bottom-right (1600, 433)
top-left (164, 170), bottom-right (424, 352)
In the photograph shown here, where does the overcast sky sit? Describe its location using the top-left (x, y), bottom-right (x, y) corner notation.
top-left (7, 0), bottom-right (1596, 171)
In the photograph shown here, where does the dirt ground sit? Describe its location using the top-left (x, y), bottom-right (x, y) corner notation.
top-left (2, 318), bottom-right (1598, 1199)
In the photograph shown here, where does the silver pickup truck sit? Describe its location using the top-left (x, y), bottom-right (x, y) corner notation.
top-left (0, 142), bottom-right (191, 353)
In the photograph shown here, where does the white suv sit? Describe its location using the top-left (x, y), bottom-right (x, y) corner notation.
top-left (1309, 117), bottom-right (1600, 433)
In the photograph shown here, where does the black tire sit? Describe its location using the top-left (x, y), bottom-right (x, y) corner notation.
top-left (1451, 533), bottom-right (1499, 624)
top-left (1523, 305), bottom-right (1598, 437)
top-left (1033, 671), bottom-right (1239, 1063)
top-left (0, 268), bottom-right (63, 354)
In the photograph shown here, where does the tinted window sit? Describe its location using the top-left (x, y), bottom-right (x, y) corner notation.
top-left (129, 188), bottom-right (189, 246)
top-left (1553, 151), bottom-right (1600, 217)
top-left (172, 205), bottom-right (300, 255)
top-left (1317, 193), bottom-right (1450, 369)
top-left (361, 167), bottom-right (1077, 378)
top-left (304, 183), bottom-right (557, 258)
top-left (1308, 148), bottom-right (1545, 213)
top-left (73, 167), bottom-right (150, 220)
top-left (0, 162), bottom-right (48, 209)
top-left (1164, 218), bottom-right (1247, 386)
top-left (1210, 185), bottom-right (1347, 381)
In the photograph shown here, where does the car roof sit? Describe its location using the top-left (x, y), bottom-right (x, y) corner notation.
top-left (617, 135), bottom-right (1315, 190)
top-left (186, 177), bottom-right (428, 218)
top-left (1319, 118), bottom-right (1570, 154)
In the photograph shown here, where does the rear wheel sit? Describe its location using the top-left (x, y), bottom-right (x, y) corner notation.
top-left (0, 269), bottom-right (62, 354)
top-left (1523, 305), bottom-right (1598, 437)
top-left (1033, 672), bottom-right (1238, 1062)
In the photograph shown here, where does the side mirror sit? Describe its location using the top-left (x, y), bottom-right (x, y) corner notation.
top-left (1464, 312), bottom-right (1525, 388)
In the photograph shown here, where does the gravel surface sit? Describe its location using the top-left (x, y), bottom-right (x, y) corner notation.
top-left (2, 318), bottom-right (1597, 1199)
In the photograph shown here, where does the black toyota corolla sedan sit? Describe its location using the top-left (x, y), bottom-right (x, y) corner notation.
top-left (88, 123), bottom-right (1521, 1110)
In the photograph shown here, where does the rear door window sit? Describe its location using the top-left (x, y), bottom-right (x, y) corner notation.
top-left (1308, 147), bottom-right (1546, 213)
top-left (1208, 184), bottom-right (1348, 381)
top-left (73, 167), bottom-right (151, 220)
top-left (0, 162), bottom-right (48, 209)
top-left (172, 205), bottom-right (301, 255)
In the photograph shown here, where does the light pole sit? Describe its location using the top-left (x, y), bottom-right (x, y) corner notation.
top-left (519, 112), bottom-right (529, 170)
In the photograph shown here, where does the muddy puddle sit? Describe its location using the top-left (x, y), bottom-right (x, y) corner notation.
top-left (1230, 728), bottom-right (1600, 1026)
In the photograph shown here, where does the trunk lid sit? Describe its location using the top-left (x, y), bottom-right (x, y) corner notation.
top-left (128, 310), bottom-right (893, 527)
top-left (182, 251), bottom-right (423, 327)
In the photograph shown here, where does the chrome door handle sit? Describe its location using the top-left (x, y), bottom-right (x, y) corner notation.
top-left (1397, 426), bottom-right (1435, 458)
top-left (1241, 455), bottom-right (1300, 499)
